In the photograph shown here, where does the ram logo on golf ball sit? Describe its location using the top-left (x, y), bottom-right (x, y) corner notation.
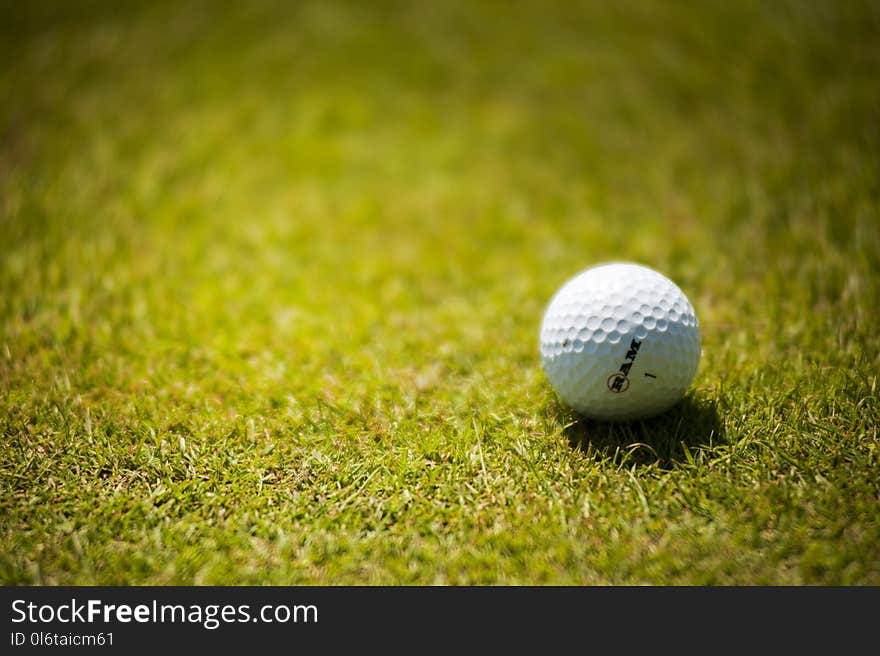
top-left (539, 262), bottom-right (701, 421)
top-left (607, 338), bottom-right (642, 393)
top-left (607, 372), bottom-right (630, 393)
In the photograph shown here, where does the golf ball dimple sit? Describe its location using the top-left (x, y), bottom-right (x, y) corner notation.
top-left (539, 262), bottom-right (701, 421)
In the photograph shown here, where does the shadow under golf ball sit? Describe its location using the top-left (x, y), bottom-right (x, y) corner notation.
top-left (559, 394), bottom-right (724, 469)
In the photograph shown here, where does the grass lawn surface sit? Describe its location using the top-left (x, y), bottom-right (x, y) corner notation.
top-left (1, 0), bottom-right (878, 585)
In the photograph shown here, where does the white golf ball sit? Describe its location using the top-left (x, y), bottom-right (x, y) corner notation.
top-left (539, 262), bottom-right (701, 421)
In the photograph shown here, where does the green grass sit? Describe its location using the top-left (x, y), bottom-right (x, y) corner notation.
top-left (1, 0), bottom-right (878, 585)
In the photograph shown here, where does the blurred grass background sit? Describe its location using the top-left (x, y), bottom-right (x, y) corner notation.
top-left (1, 0), bottom-right (878, 584)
